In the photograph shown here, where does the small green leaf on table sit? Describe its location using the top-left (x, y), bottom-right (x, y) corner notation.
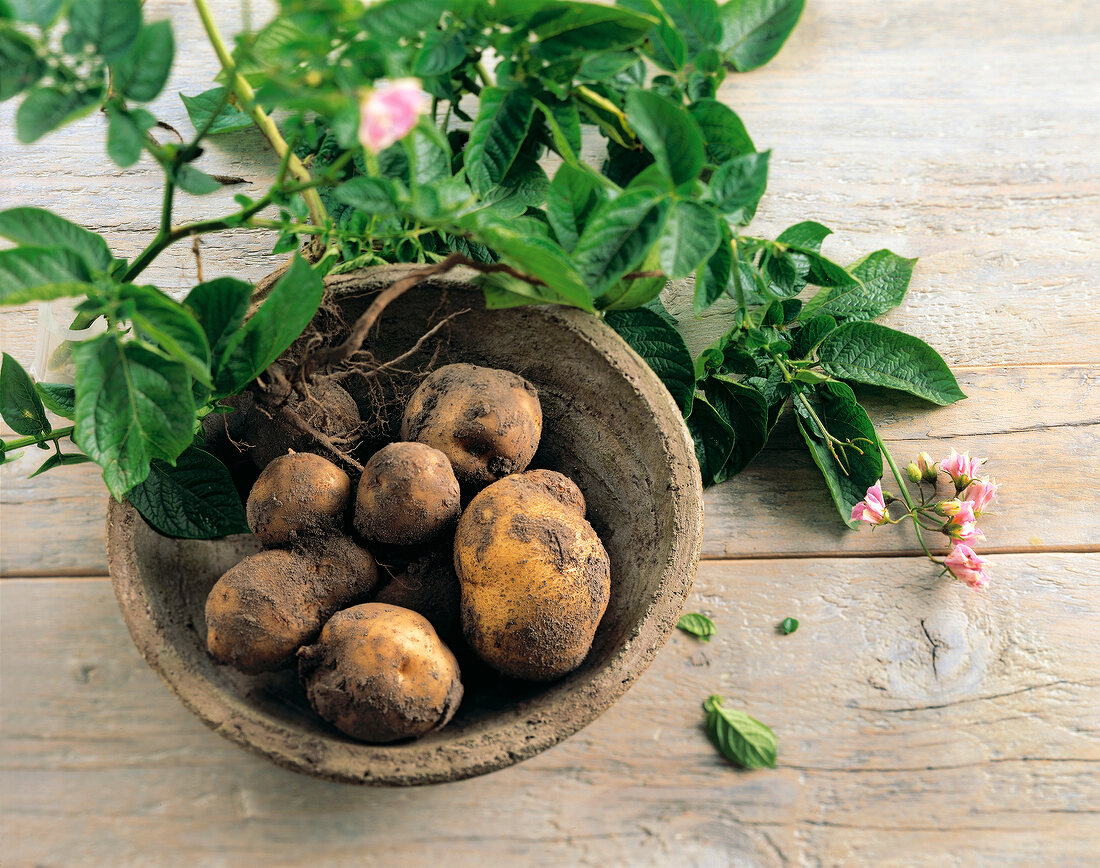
top-left (779, 617), bottom-right (799, 635)
top-left (125, 446), bottom-right (250, 539)
top-left (1, 352), bottom-right (50, 435)
top-left (703, 694), bottom-right (777, 769)
top-left (677, 612), bottom-right (717, 641)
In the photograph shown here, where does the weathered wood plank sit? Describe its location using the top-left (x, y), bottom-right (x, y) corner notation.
top-left (3, 365), bottom-right (1096, 575)
top-left (3, 555), bottom-right (1097, 866)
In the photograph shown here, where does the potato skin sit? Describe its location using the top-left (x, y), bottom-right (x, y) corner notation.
top-left (454, 470), bottom-right (610, 681)
top-left (400, 363), bottom-right (542, 486)
top-left (354, 442), bottom-right (460, 546)
top-left (298, 603), bottom-right (463, 743)
top-left (244, 378), bottom-right (361, 470)
top-left (246, 452), bottom-right (351, 546)
top-left (374, 545), bottom-right (463, 647)
top-left (205, 537), bottom-right (379, 673)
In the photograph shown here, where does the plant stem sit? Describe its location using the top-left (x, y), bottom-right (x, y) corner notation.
top-left (192, 0), bottom-right (327, 228)
top-left (874, 430), bottom-right (941, 561)
top-left (2, 426), bottom-right (75, 452)
top-left (158, 178), bottom-right (175, 237)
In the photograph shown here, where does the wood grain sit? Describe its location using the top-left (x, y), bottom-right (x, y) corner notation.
top-left (3, 364), bottom-right (1096, 576)
top-left (3, 556), bottom-right (1097, 866)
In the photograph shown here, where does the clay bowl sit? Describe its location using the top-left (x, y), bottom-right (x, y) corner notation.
top-left (107, 265), bottom-right (703, 785)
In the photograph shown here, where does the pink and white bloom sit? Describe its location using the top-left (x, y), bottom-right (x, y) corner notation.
top-left (942, 500), bottom-right (984, 544)
top-left (936, 498), bottom-right (964, 517)
top-left (916, 451), bottom-right (939, 482)
top-left (962, 477), bottom-right (999, 516)
top-left (358, 78), bottom-right (428, 153)
top-left (944, 543), bottom-right (991, 589)
top-left (851, 482), bottom-right (890, 527)
top-left (940, 449), bottom-right (983, 489)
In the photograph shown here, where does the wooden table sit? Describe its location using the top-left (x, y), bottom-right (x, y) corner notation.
top-left (2, 1), bottom-right (1098, 864)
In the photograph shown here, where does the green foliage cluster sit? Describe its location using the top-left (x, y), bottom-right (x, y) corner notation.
top-left (0, 0), bottom-right (963, 536)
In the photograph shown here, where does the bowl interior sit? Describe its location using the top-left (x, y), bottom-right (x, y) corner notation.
top-left (108, 269), bottom-right (702, 784)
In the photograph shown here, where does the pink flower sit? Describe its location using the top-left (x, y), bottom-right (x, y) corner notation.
top-left (940, 449), bottom-right (983, 489)
top-left (936, 498), bottom-right (964, 517)
top-left (358, 78), bottom-right (428, 153)
top-left (962, 477), bottom-right (999, 516)
top-left (944, 543), bottom-right (991, 589)
top-left (942, 500), bottom-right (984, 544)
top-left (851, 482), bottom-right (890, 527)
top-left (916, 452), bottom-right (939, 482)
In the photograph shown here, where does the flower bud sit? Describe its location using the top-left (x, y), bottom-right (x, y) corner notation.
top-left (940, 449), bottom-right (983, 490)
top-left (906, 462), bottom-right (921, 483)
top-left (917, 452), bottom-right (938, 482)
top-left (944, 543), bottom-right (990, 589)
top-left (936, 499), bottom-right (963, 517)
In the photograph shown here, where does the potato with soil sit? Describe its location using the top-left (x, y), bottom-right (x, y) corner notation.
top-left (246, 452), bottom-right (351, 546)
top-left (298, 603), bottom-right (463, 743)
top-left (354, 442), bottom-right (460, 546)
top-left (244, 378), bottom-right (361, 469)
top-left (205, 535), bottom-right (379, 673)
top-left (454, 470), bottom-right (610, 681)
top-left (400, 363), bottom-right (542, 486)
top-left (374, 545), bottom-right (463, 647)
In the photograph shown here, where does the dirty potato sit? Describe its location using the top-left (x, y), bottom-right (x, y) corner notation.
top-left (298, 603), bottom-right (463, 743)
top-left (246, 452), bottom-right (352, 546)
top-left (354, 442), bottom-right (460, 546)
top-left (400, 363), bottom-right (542, 487)
top-left (205, 535), bottom-right (379, 673)
top-left (454, 470), bottom-right (610, 681)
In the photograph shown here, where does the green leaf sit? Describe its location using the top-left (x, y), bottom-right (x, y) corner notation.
top-left (689, 98), bottom-right (754, 165)
top-left (718, 0), bottom-right (804, 72)
top-left (68, 0), bottom-right (141, 60)
top-left (574, 187), bottom-right (669, 301)
top-left (184, 276), bottom-right (253, 364)
top-left (802, 249), bottom-right (917, 321)
top-left (530, 3), bottom-right (655, 61)
top-left (791, 314), bottom-right (836, 359)
top-left (215, 255), bottom-right (323, 394)
top-left (125, 446), bottom-right (250, 539)
top-left (1, 352), bottom-right (49, 435)
top-left (777, 220), bottom-right (831, 252)
top-left (106, 107), bottom-right (149, 167)
top-left (72, 335), bottom-right (195, 499)
top-left (709, 151), bottom-right (769, 217)
top-left (121, 285), bottom-right (212, 386)
top-left (704, 695), bottom-right (777, 768)
top-left (687, 396), bottom-right (735, 486)
top-left (334, 176), bottom-right (400, 216)
top-left (404, 121), bottom-right (452, 188)
top-left (818, 322), bottom-right (966, 405)
top-left (536, 97), bottom-right (584, 163)
top-left (0, 208), bottom-right (112, 271)
top-left (659, 200), bottom-right (720, 280)
top-left (604, 308), bottom-right (695, 413)
top-left (180, 87), bottom-right (252, 135)
top-left (6, 0), bottom-right (63, 26)
top-left (0, 247), bottom-right (93, 305)
top-left (795, 380), bottom-right (882, 526)
top-left (546, 163), bottom-right (604, 253)
top-left (466, 212), bottom-right (594, 311)
top-left (16, 84), bottom-right (104, 143)
top-left (363, 0), bottom-right (448, 41)
top-left (413, 27), bottom-right (467, 76)
top-left (0, 27), bottom-right (45, 102)
top-left (704, 375), bottom-right (768, 480)
top-left (465, 86), bottom-right (535, 196)
top-left (779, 616), bottom-right (798, 635)
top-left (694, 223), bottom-right (732, 314)
top-left (625, 89), bottom-right (705, 186)
top-left (28, 451), bottom-right (93, 478)
top-left (110, 20), bottom-right (174, 102)
top-left (35, 381), bottom-right (76, 419)
top-left (676, 612), bottom-right (716, 641)
top-left (662, 0), bottom-right (722, 57)
top-left (175, 165), bottom-right (221, 196)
